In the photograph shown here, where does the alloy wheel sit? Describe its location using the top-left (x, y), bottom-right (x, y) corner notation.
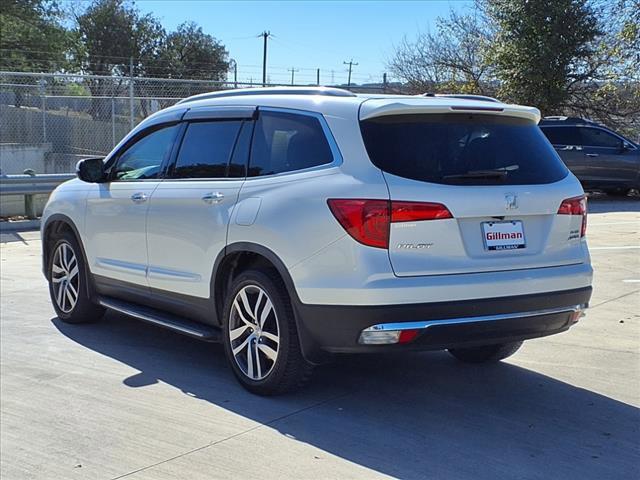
top-left (228, 285), bottom-right (280, 381)
top-left (51, 242), bottom-right (80, 313)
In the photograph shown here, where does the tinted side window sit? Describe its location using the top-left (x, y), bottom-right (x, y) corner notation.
top-left (228, 121), bottom-right (252, 178)
top-left (540, 126), bottom-right (581, 145)
top-left (173, 120), bottom-right (242, 178)
top-left (112, 124), bottom-right (180, 181)
top-left (249, 111), bottom-right (333, 177)
top-left (581, 128), bottom-right (622, 149)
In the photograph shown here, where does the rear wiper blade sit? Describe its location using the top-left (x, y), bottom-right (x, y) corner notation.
top-left (443, 170), bottom-right (508, 180)
top-left (443, 165), bottom-right (519, 180)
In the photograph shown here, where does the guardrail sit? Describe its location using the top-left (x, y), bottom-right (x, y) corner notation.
top-left (0, 171), bottom-right (75, 218)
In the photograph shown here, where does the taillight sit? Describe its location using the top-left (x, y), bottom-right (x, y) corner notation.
top-left (558, 195), bottom-right (587, 237)
top-left (327, 199), bottom-right (390, 248)
top-left (391, 201), bottom-right (452, 222)
top-left (328, 199), bottom-right (452, 249)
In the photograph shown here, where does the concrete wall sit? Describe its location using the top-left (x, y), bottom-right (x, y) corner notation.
top-left (0, 143), bottom-right (50, 175)
top-left (0, 144), bottom-right (53, 217)
top-left (0, 194), bottom-right (49, 217)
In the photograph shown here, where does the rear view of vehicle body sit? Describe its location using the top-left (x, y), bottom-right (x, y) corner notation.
top-left (540, 116), bottom-right (640, 195)
top-left (42, 88), bottom-right (592, 395)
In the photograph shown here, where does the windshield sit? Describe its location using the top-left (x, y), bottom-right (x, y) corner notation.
top-left (360, 113), bottom-right (568, 185)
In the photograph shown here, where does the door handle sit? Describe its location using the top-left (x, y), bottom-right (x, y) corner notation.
top-left (586, 153), bottom-right (599, 157)
top-left (131, 192), bottom-right (147, 203)
top-left (202, 192), bottom-right (224, 204)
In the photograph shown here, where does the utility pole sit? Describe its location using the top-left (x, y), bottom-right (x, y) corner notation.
top-left (316, 68), bottom-right (320, 86)
top-left (383, 72), bottom-right (387, 93)
top-left (260, 31), bottom-right (271, 86)
top-left (343, 59), bottom-right (358, 87)
top-left (331, 70), bottom-right (335, 85)
top-left (289, 67), bottom-right (299, 86)
top-left (229, 59), bottom-right (238, 88)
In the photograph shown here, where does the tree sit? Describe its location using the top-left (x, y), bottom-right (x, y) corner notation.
top-left (153, 22), bottom-right (229, 81)
top-left (485, 0), bottom-right (639, 134)
top-left (483, 0), bottom-right (601, 115)
top-left (560, 0), bottom-right (640, 136)
top-left (388, 10), bottom-right (494, 95)
top-left (73, 0), bottom-right (164, 118)
top-left (74, 0), bottom-right (164, 77)
top-left (0, 0), bottom-right (71, 71)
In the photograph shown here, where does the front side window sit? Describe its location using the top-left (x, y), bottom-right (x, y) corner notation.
top-left (248, 111), bottom-right (334, 177)
top-left (541, 126), bottom-right (581, 146)
top-left (111, 124), bottom-right (180, 181)
top-left (360, 114), bottom-right (568, 186)
top-left (172, 120), bottom-right (243, 178)
top-left (580, 128), bottom-right (622, 149)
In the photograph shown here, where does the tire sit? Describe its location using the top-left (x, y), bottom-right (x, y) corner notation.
top-left (222, 269), bottom-right (313, 395)
top-left (48, 231), bottom-right (105, 324)
top-left (448, 341), bottom-right (523, 364)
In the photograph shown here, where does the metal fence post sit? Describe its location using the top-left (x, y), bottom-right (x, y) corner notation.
top-left (23, 169), bottom-right (37, 219)
top-left (111, 96), bottom-right (116, 147)
top-left (39, 80), bottom-right (46, 143)
top-left (129, 57), bottom-right (134, 129)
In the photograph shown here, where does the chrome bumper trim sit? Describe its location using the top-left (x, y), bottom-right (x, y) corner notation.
top-left (362, 304), bottom-right (587, 332)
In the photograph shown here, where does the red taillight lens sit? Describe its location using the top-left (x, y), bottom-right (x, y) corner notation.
top-left (391, 201), bottom-right (452, 222)
top-left (558, 195), bottom-right (587, 237)
top-left (327, 199), bottom-right (390, 248)
top-left (328, 199), bottom-right (453, 249)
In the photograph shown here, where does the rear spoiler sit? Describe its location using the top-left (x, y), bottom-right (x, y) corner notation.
top-left (359, 99), bottom-right (541, 123)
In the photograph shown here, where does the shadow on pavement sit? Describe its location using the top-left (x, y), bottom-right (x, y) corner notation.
top-left (53, 312), bottom-right (639, 480)
top-left (0, 232), bottom-right (29, 244)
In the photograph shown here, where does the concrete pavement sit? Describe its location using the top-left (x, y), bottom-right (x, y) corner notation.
top-left (1, 197), bottom-right (638, 479)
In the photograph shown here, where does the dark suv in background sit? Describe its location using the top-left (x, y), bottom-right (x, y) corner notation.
top-left (539, 117), bottom-right (639, 196)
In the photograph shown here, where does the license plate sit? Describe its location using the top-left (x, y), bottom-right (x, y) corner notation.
top-left (482, 221), bottom-right (526, 251)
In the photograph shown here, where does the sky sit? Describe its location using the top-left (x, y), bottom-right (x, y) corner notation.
top-left (127, 0), bottom-right (474, 85)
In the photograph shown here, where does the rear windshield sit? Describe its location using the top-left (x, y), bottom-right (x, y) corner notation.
top-left (360, 113), bottom-right (568, 185)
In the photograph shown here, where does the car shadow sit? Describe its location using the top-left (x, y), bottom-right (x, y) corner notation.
top-left (52, 312), bottom-right (639, 480)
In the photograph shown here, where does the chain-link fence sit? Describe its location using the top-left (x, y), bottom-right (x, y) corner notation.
top-left (0, 71), bottom-right (394, 174)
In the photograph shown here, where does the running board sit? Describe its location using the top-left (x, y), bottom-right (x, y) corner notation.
top-left (98, 296), bottom-right (221, 342)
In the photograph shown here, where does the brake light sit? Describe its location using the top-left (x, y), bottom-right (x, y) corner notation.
top-left (391, 201), bottom-right (452, 222)
top-left (328, 199), bottom-right (452, 249)
top-left (327, 199), bottom-right (390, 248)
top-left (557, 195), bottom-right (587, 237)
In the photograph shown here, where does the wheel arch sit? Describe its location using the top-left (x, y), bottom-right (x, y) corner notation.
top-left (211, 242), bottom-right (325, 364)
top-left (42, 214), bottom-right (97, 300)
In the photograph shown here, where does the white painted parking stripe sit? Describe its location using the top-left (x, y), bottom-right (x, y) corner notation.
top-left (622, 279), bottom-right (640, 283)
top-left (590, 246), bottom-right (640, 250)
top-left (589, 221), bottom-right (640, 226)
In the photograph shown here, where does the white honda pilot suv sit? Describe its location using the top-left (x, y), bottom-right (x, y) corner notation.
top-left (42, 87), bottom-right (593, 395)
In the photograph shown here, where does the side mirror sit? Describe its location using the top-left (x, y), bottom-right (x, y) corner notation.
top-left (76, 157), bottom-right (106, 183)
top-left (622, 141), bottom-right (635, 151)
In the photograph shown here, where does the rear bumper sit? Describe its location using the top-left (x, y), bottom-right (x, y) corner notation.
top-left (293, 287), bottom-right (592, 361)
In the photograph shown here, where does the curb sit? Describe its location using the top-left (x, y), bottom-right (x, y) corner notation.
top-left (0, 220), bottom-right (41, 232)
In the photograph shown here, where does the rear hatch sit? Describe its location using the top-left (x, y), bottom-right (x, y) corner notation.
top-left (359, 98), bottom-right (587, 277)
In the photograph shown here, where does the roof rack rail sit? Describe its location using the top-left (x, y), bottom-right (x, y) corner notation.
top-left (176, 86), bottom-right (356, 105)
top-left (425, 93), bottom-right (501, 103)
